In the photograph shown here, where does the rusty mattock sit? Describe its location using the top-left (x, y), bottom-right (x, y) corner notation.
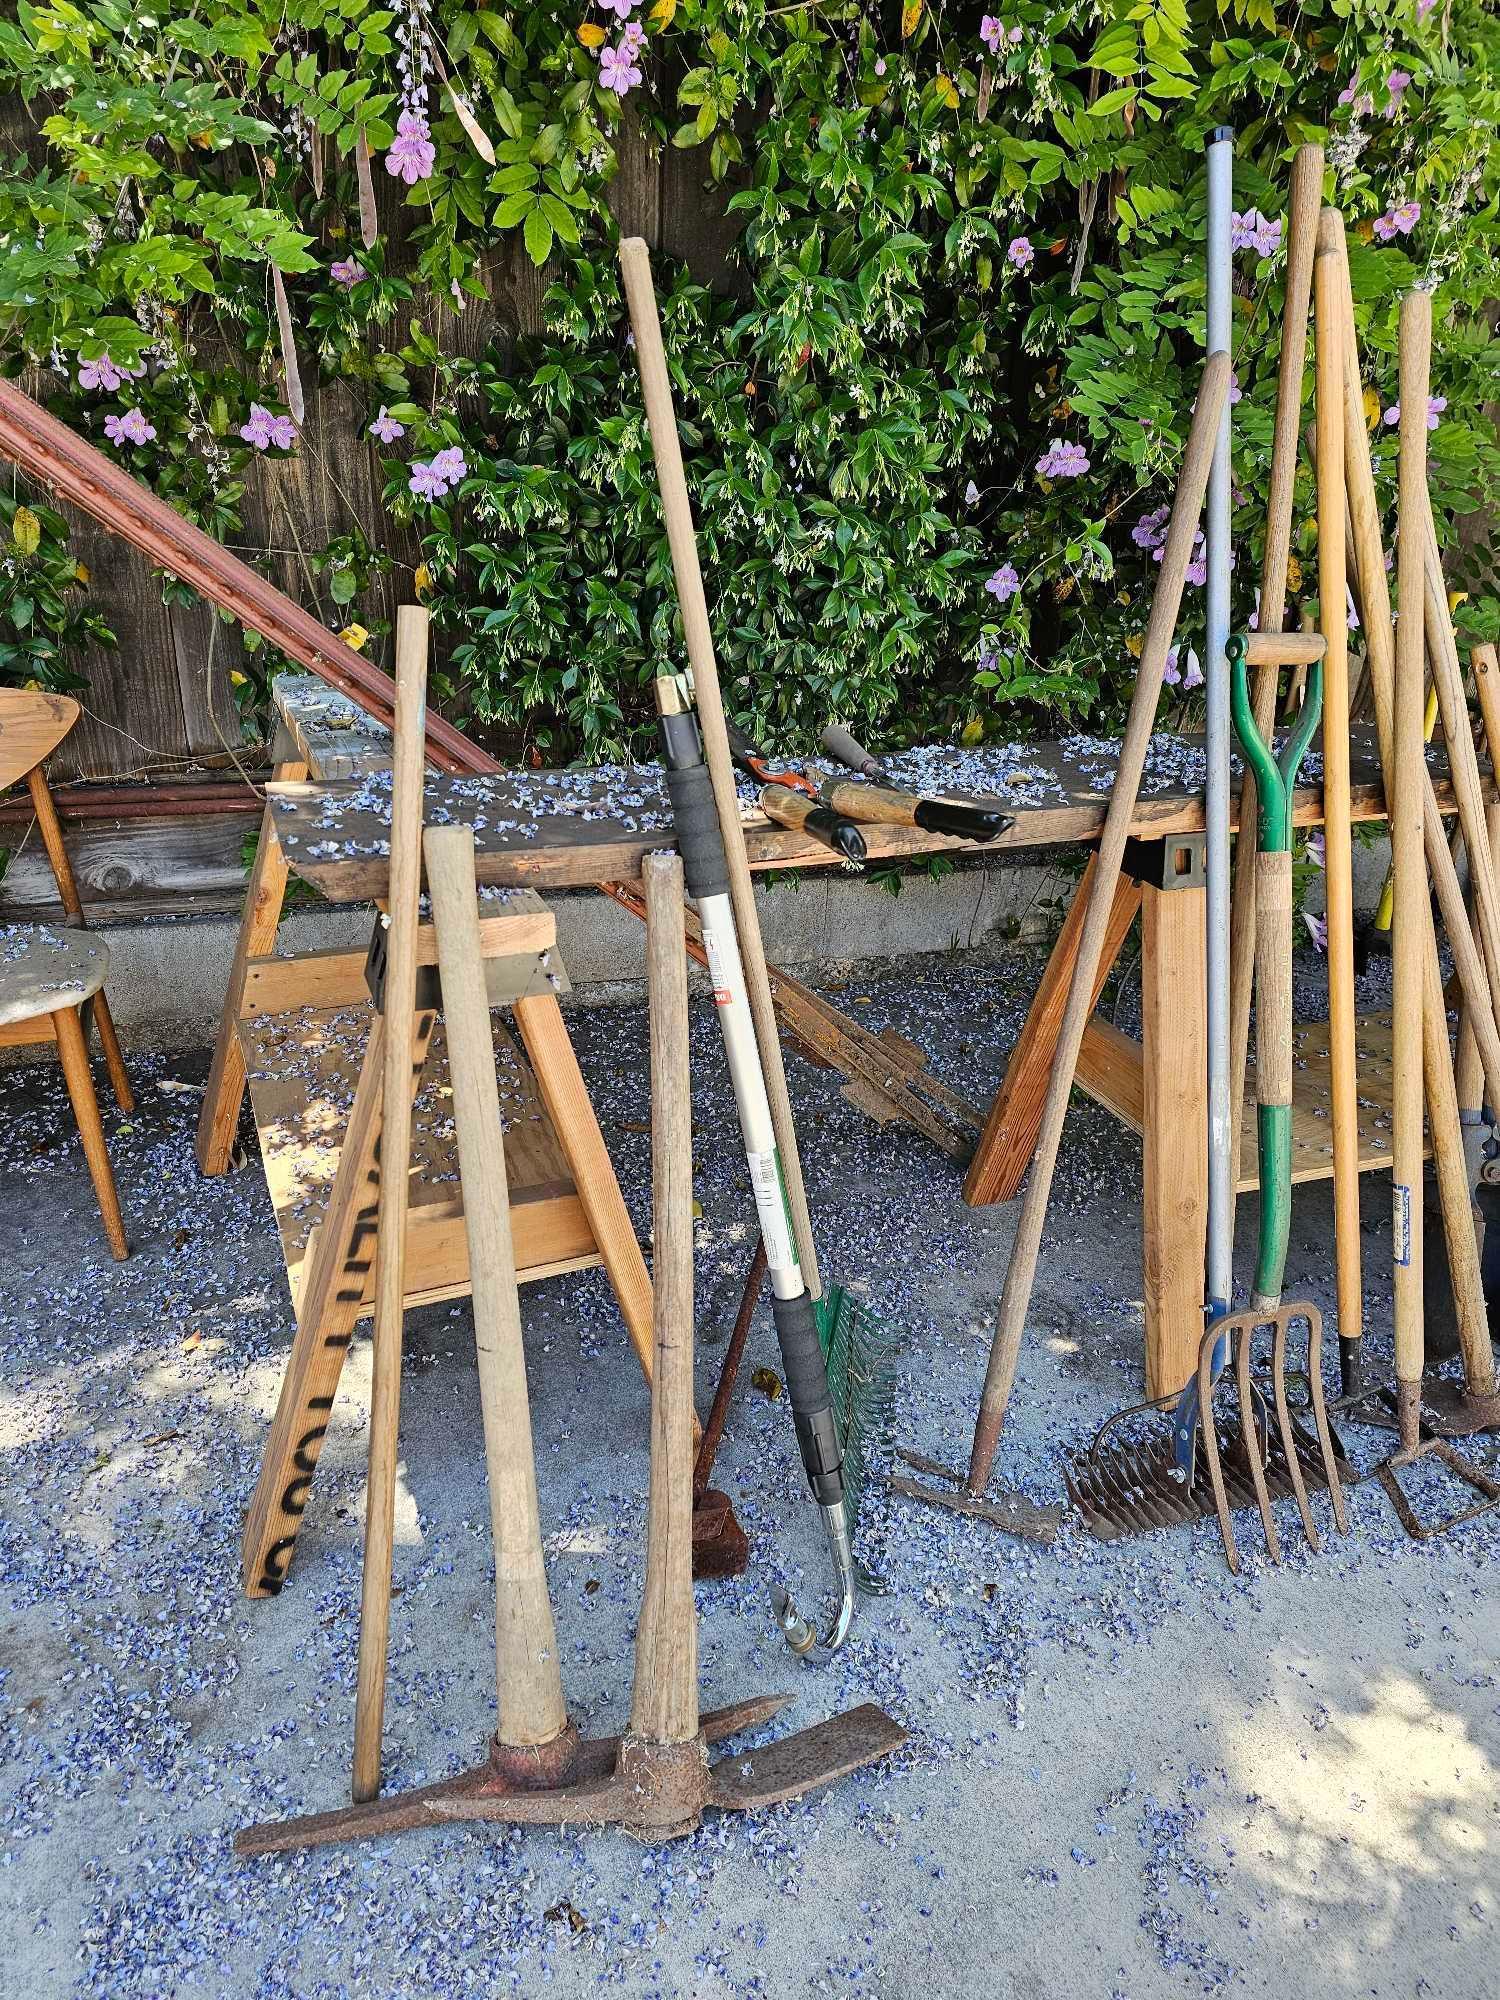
top-left (235, 846), bottom-right (905, 1857)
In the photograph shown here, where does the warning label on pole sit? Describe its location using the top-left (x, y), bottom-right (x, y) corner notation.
top-left (748, 1148), bottom-right (797, 1278)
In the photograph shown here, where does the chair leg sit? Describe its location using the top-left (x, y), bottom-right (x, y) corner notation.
top-left (52, 1006), bottom-right (128, 1260)
top-left (91, 990), bottom-right (133, 1110)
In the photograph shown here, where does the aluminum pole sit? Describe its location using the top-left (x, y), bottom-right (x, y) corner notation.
top-left (1204, 128), bottom-right (1235, 1328)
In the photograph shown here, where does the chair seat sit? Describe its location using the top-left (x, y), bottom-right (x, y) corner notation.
top-left (0, 924), bottom-right (110, 1027)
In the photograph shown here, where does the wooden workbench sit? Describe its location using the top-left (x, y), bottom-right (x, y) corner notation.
top-left (230, 675), bottom-right (1467, 1410)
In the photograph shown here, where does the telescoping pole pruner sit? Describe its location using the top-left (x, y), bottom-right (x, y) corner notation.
top-left (656, 670), bottom-right (858, 1657)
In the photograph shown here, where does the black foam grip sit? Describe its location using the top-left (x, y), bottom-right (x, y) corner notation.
top-left (772, 1289), bottom-right (833, 1419)
top-left (664, 762), bottom-right (731, 901)
top-left (912, 799), bottom-right (1014, 843)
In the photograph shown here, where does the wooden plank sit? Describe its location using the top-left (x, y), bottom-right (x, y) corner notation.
top-left (1140, 881), bottom-right (1208, 1402)
top-left (0, 806), bottom-right (257, 920)
top-left (265, 727), bottom-right (1451, 905)
top-left (512, 991), bottom-right (657, 1388)
top-left (1075, 1017), bottom-right (1145, 1130)
top-left (963, 857), bottom-right (1141, 1205)
top-left (197, 762), bottom-right (303, 1175)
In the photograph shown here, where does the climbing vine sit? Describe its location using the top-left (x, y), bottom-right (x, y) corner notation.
top-left (0, 0), bottom-right (1496, 758)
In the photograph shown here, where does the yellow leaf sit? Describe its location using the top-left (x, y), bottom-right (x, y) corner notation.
top-left (1285, 551), bottom-right (1303, 591)
top-left (73, 560), bottom-right (90, 585)
top-left (339, 623), bottom-right (370, 651)
top-left (960, 717), bottom-right (984, 746)
top-left (649, 0), bottom-right (677, 24)
top-left (229, 670), bottom-right (248, 687)
top-left (934, 72), bottom-right (958, 109)
top-left (1363, 385), bottom-right (1381, 432)
top-left (414, 562), bottom-right (433, 599)
top-left (900, 0), bottom-right (922, 36)
top-left (1125, 631), bottom-right (1144, 658)
top-left (576, 21), bottom-right (606, 47)
top-left (12, 505), bottom-right (41, 555)
top-left (1449, 590), bottom-right (1467, 614)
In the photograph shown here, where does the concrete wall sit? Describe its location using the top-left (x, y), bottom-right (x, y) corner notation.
top-left (51, 839), bottom-right (1390, 1047)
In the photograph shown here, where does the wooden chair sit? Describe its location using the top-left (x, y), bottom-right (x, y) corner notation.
top-left (1, 689), bottom-right (131, 1258)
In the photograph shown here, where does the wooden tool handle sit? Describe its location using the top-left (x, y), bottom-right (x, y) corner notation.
top-left (1392, 287), bottom-right (1432, 1414)
top-left (619, 237), bottom-right (821, 1297)
top-left (1314, 207), bottom-right (1362, 1347)
top-left (424, 822), bottom-right (572, 1751)
top-left (629, 852), bottom-right (700, 1747)
top-left (1254, 850), bottom-right (1294, 1114)
top-left (821, 779), bottom-right (917, 828)
top-left (964, 350), bottom-right (1230, 1487)
top-left (352, 606), bottom-right (430, 1804)
top-left (1243, 631), bottom-right (1326, 668)
top-left (756, 783), bottom-right (867, 861)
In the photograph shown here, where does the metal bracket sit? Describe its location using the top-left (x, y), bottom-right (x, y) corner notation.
top-left (365, 917), bottom-right (569, 1015)
top-left (1121, 833), bottom-right (1207, 892)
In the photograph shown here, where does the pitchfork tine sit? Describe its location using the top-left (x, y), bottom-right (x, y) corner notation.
top-left (1196, 1320), bottom-right (1240, 1573)
top-left (1234, 1329), bottom-right (1281, 1563)
top-left (1270, 1315), bottom-right (1320, 1552)
top-left (1303, 1304), bottom-right (1350, 1536)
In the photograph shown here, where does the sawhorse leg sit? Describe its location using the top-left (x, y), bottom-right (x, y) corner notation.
top-left (963, 854), bottom-right (1142, 1206)
top-left (1140, 874), bottom-right (1208, 1400)
top-left (241, 1007), bottom-right (437, 1596)
top-left (197, 753), bottom-right (306, 1175)
top-left (513, 991), bottom-right (656, 1385)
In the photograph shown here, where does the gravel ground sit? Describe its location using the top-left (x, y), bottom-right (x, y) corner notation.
top-left (2, 943), bottom-right (1497, 2000)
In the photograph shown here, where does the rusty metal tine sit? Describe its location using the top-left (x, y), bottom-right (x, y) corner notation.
top-left (1234, 1325), bottom-right (1282, 1563)
top-left (1197, 1322), bottom-right (1241, 1573)
top-left (1303, 1303), bottom-right (1350, 1535)
top-left (1270, 1314), bottom-right (1320, 1551)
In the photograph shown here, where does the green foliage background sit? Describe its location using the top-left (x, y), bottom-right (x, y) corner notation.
top-left (0, 0), bottom-right (1497, 761)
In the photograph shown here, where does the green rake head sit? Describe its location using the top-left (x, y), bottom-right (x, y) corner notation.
top-left (816, 1286), bottom-right (904, 1593)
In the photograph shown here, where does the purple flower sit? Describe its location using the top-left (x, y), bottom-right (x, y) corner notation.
top-left (369, 406), bottom-right (406, 444)
top-left (1009, 22), bottom-right (1023, 39)
top-left (77, 354), bottom-right (145, 393)
top-left (1384, 396), bottom-right (1445, 431)
top-left (1228, 369), bottom-right (1243, 405)
top-left (240, 402), bottom-right (297, 452)
top-left (985, 563), bottom-right (1020, 604)
top-left (964, 480), bottom-right (981, 507)
top-left (874, 56), bottom-right (887, 75)
top-left (1181, 649), bottom-right (1204, 691)
top-left (1385, 69), bottom-right (1412, 113)
top-left (407, 446), bottom-right (468, 501)
top-left (599, 0), bottom-right (638, 16)
top-left (619, 18), bottom-right (646, 53)
top-left (1183, 530), bottom-right (1207, 588)
top-left (330, 256), bottom-right (367, 288)
top-left (1347, 586), bottom-right (1361, 632)
top-left (1007, 236), bottom-right (1034, 272)
top-left (408, 461), bottom-right (448, 501)
top-left (1306, 830), bottom-right (1325, 869)
top-left (1338, 78), bottom-right (1376, 117)
top-left (1132, 504), bottom-right (1169, 551)
top-left (1231, 210), bottom-right (1282, 259)
top-left (1162, 646), bottom-right (1181, 686)
top-left (103, 407), bottom-right (156, 447)
top-left (385, 111), bottom-right (436, 186)
top-left (1036, 440), bottom-right (1089, 479)
top-left (599, 41), bottom-right (643, 95)
top-left (1373, 200), bottom-right (1420, 241)
top-left (980, 15), bottom-right (1003, 53)
top-left (1416, 0), bottom-right (1436, 15)
top-left (1303, 911), bottom-right (1328, 952)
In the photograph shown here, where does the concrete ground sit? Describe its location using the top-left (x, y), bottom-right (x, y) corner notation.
top-left (1, 944), bottom-right (1497, 2000)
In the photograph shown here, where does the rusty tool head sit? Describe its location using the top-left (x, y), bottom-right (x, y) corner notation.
top-left (1366, 1378), bottom-right (1500, 1541)
top-left (1065, 1304), bottom-right (1352, 1570)
top-left (235, 1697), bottom-right (906, 1856)
top-left (887, 1449), bottom-right (1064, 1543)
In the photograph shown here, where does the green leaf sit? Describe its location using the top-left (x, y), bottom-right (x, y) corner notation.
top-left (523, 203), bottom-right (554, 266)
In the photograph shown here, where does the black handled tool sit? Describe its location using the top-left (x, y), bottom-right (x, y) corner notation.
top-left (819, 724), bottom-right (1014, 843)
top-left (725, 722), bottom-right (867, 863)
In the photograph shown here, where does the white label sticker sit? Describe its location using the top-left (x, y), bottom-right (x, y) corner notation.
top-left (748, 1148), bottom-right (797, 1279)
top-left (1393, 1183), bottom-right (1412, 1267)
top-left (703, 928), bottom-right (734, 1007)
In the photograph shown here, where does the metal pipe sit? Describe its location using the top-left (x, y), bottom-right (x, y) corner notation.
top-left (1204, 127), bottom-right (1236, 1328)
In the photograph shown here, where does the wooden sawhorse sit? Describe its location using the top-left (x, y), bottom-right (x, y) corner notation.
top-left (199, 729), bottom-right (654, 1598)
top-left (963, 832), bottom-right (1412, 1399)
